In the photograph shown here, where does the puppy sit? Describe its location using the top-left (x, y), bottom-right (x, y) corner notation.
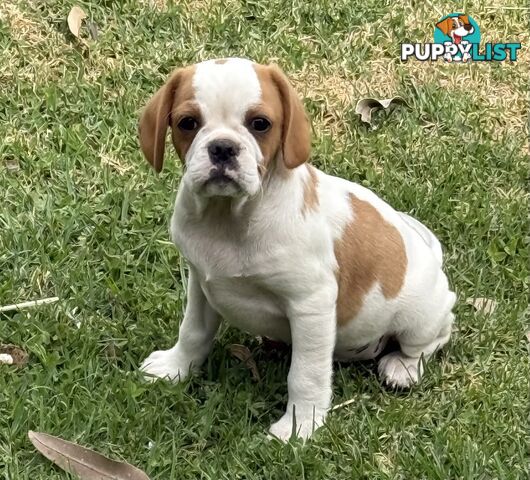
top-left (138, 58), bottom-right (456, 441)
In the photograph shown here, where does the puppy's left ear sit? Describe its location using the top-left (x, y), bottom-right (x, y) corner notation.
top-left (139, 68), bottom-right (184, 172)
top-left (459, 15), bottom-right (470, 24)
top-left (269, 65), bottom-right (311, 169)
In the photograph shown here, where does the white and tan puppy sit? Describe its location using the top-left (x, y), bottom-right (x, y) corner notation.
top-left (138, 58), bottom-right (456, 441)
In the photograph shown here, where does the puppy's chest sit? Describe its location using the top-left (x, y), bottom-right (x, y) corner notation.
top-left (200, 274), bottom-right (290, 340)
top-left (173, 221), bottom-right (291, 341)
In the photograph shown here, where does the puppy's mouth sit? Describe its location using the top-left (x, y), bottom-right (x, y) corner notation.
top-left (202, 168), bottom-right (243, 197)
top-left (205, 169), bottom-right (238, 186)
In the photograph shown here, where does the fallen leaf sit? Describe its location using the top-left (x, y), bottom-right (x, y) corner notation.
top-left (229, 344), bottom-right (260, 381)
top-left (466, 297), bottom-right (497, 315)
top-left (28, 431), bottom-right (150, 480)
top-left (67, 6), bottom-right (87, 38)
top-left (355, 97), bottom-right (408, 126)
top-left (0, 344), bottom-right (28, 366)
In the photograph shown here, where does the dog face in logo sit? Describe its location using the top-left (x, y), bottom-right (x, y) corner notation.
top-left (436, 15), bottom-right (474, 44)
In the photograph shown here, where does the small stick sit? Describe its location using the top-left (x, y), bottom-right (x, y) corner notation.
top-left (0, 297), bottom-right (59, 313)
top-left (330, 398), bottom-right (356, 412)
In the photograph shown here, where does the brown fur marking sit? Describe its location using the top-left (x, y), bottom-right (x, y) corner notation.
top-left (335, 194), bottom-right (407, 326)
top-left (139, 66), bottom-right (196, 171)
top-left (302, 164), bottom-right (319, 215)
top-left (253, 64), bottom-right (311, 170)
top-left (251, 65), bottom-right (285, 169)
top-left (169, 67), bottom-right (200, 160)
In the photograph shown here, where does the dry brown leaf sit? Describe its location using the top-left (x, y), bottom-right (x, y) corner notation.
top-left (229, 344), bottom-right (260, 381)
top-left (28, 431), bottom-right (150, 480)
top-left (0, 344), bottom-right (28, 366)
top-left (67, 6), bottom-right (87, 38)
top-left (355, 97), bottom-right (408, 126)
top-left (466, 297), bottom-right (497, 315)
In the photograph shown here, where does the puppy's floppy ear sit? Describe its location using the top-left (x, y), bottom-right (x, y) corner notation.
top-left (268, 64), bottom-right (311, 169)
top-left (436, 17), bottom-right (453, 36)
top-left (139, 68), bottom-right (184, 172)
top-left (459, 15), bottom-right (470, 25)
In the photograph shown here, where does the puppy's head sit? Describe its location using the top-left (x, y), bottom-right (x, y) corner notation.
top-left (436, 15), bottom-right (474, 39)
top-left (139, 58), bottom-right (311, 198)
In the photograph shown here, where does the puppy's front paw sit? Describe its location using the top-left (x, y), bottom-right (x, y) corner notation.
top-left (268, 410), bottom-right (326, 442)
top-left (378, 351), bottom-right (422, 388)
top-left (140, 349), bottom-right (191, 383)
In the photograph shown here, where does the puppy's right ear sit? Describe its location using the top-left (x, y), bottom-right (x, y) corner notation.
top-left (139, 69), bottom-right (184, 172)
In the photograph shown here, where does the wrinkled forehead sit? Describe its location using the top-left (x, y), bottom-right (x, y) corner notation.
top-left (192, 58), bottom-right (262, 122)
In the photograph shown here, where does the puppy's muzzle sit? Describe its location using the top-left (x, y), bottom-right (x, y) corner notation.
top-left (207, 139), bottom-right (240, 168)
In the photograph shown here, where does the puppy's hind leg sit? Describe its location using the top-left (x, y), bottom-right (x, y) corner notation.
top-left (378, 291), bottom-right (456, 388)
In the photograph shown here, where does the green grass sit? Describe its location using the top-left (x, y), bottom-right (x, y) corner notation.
top-left (0, 0), bottom-right (528, 478)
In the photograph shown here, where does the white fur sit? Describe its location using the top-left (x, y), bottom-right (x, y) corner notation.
top-left (140, 59), bottom-right (456, 441)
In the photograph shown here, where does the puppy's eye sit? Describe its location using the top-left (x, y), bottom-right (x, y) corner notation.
top-left (178, 117), bottom-right (199, 131)
top-left (250, 117), bottom-right (271, 132)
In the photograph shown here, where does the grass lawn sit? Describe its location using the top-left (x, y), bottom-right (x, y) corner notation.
top-left (0, 0), bottom-right (528, 478)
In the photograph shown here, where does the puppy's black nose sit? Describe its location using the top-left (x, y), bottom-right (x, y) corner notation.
top-left (207, 139), bottom-right (240, 165)
top-left (464, 23), bottom-right (473, 32)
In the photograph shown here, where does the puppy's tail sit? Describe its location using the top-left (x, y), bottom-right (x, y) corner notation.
top-left (399, 212), bottom-right (443, 265)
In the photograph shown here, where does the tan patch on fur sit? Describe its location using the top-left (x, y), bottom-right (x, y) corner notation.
top-left (253, 64), bottom-right (311, 170)
top-left (268, 65), bottom-right (311, 169)
top-left (302, 165), bottom-right (319, 215)
top-left (335, 194), bottom-right (407, 326)
top-left (139, 66), bottom-right (196, 171)
top-left (214, 58), bottom-right (228, 64)
top-left (169, 67), bottom-right (200, 160)
top-left (251, 65), bottom-right (284, 169)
